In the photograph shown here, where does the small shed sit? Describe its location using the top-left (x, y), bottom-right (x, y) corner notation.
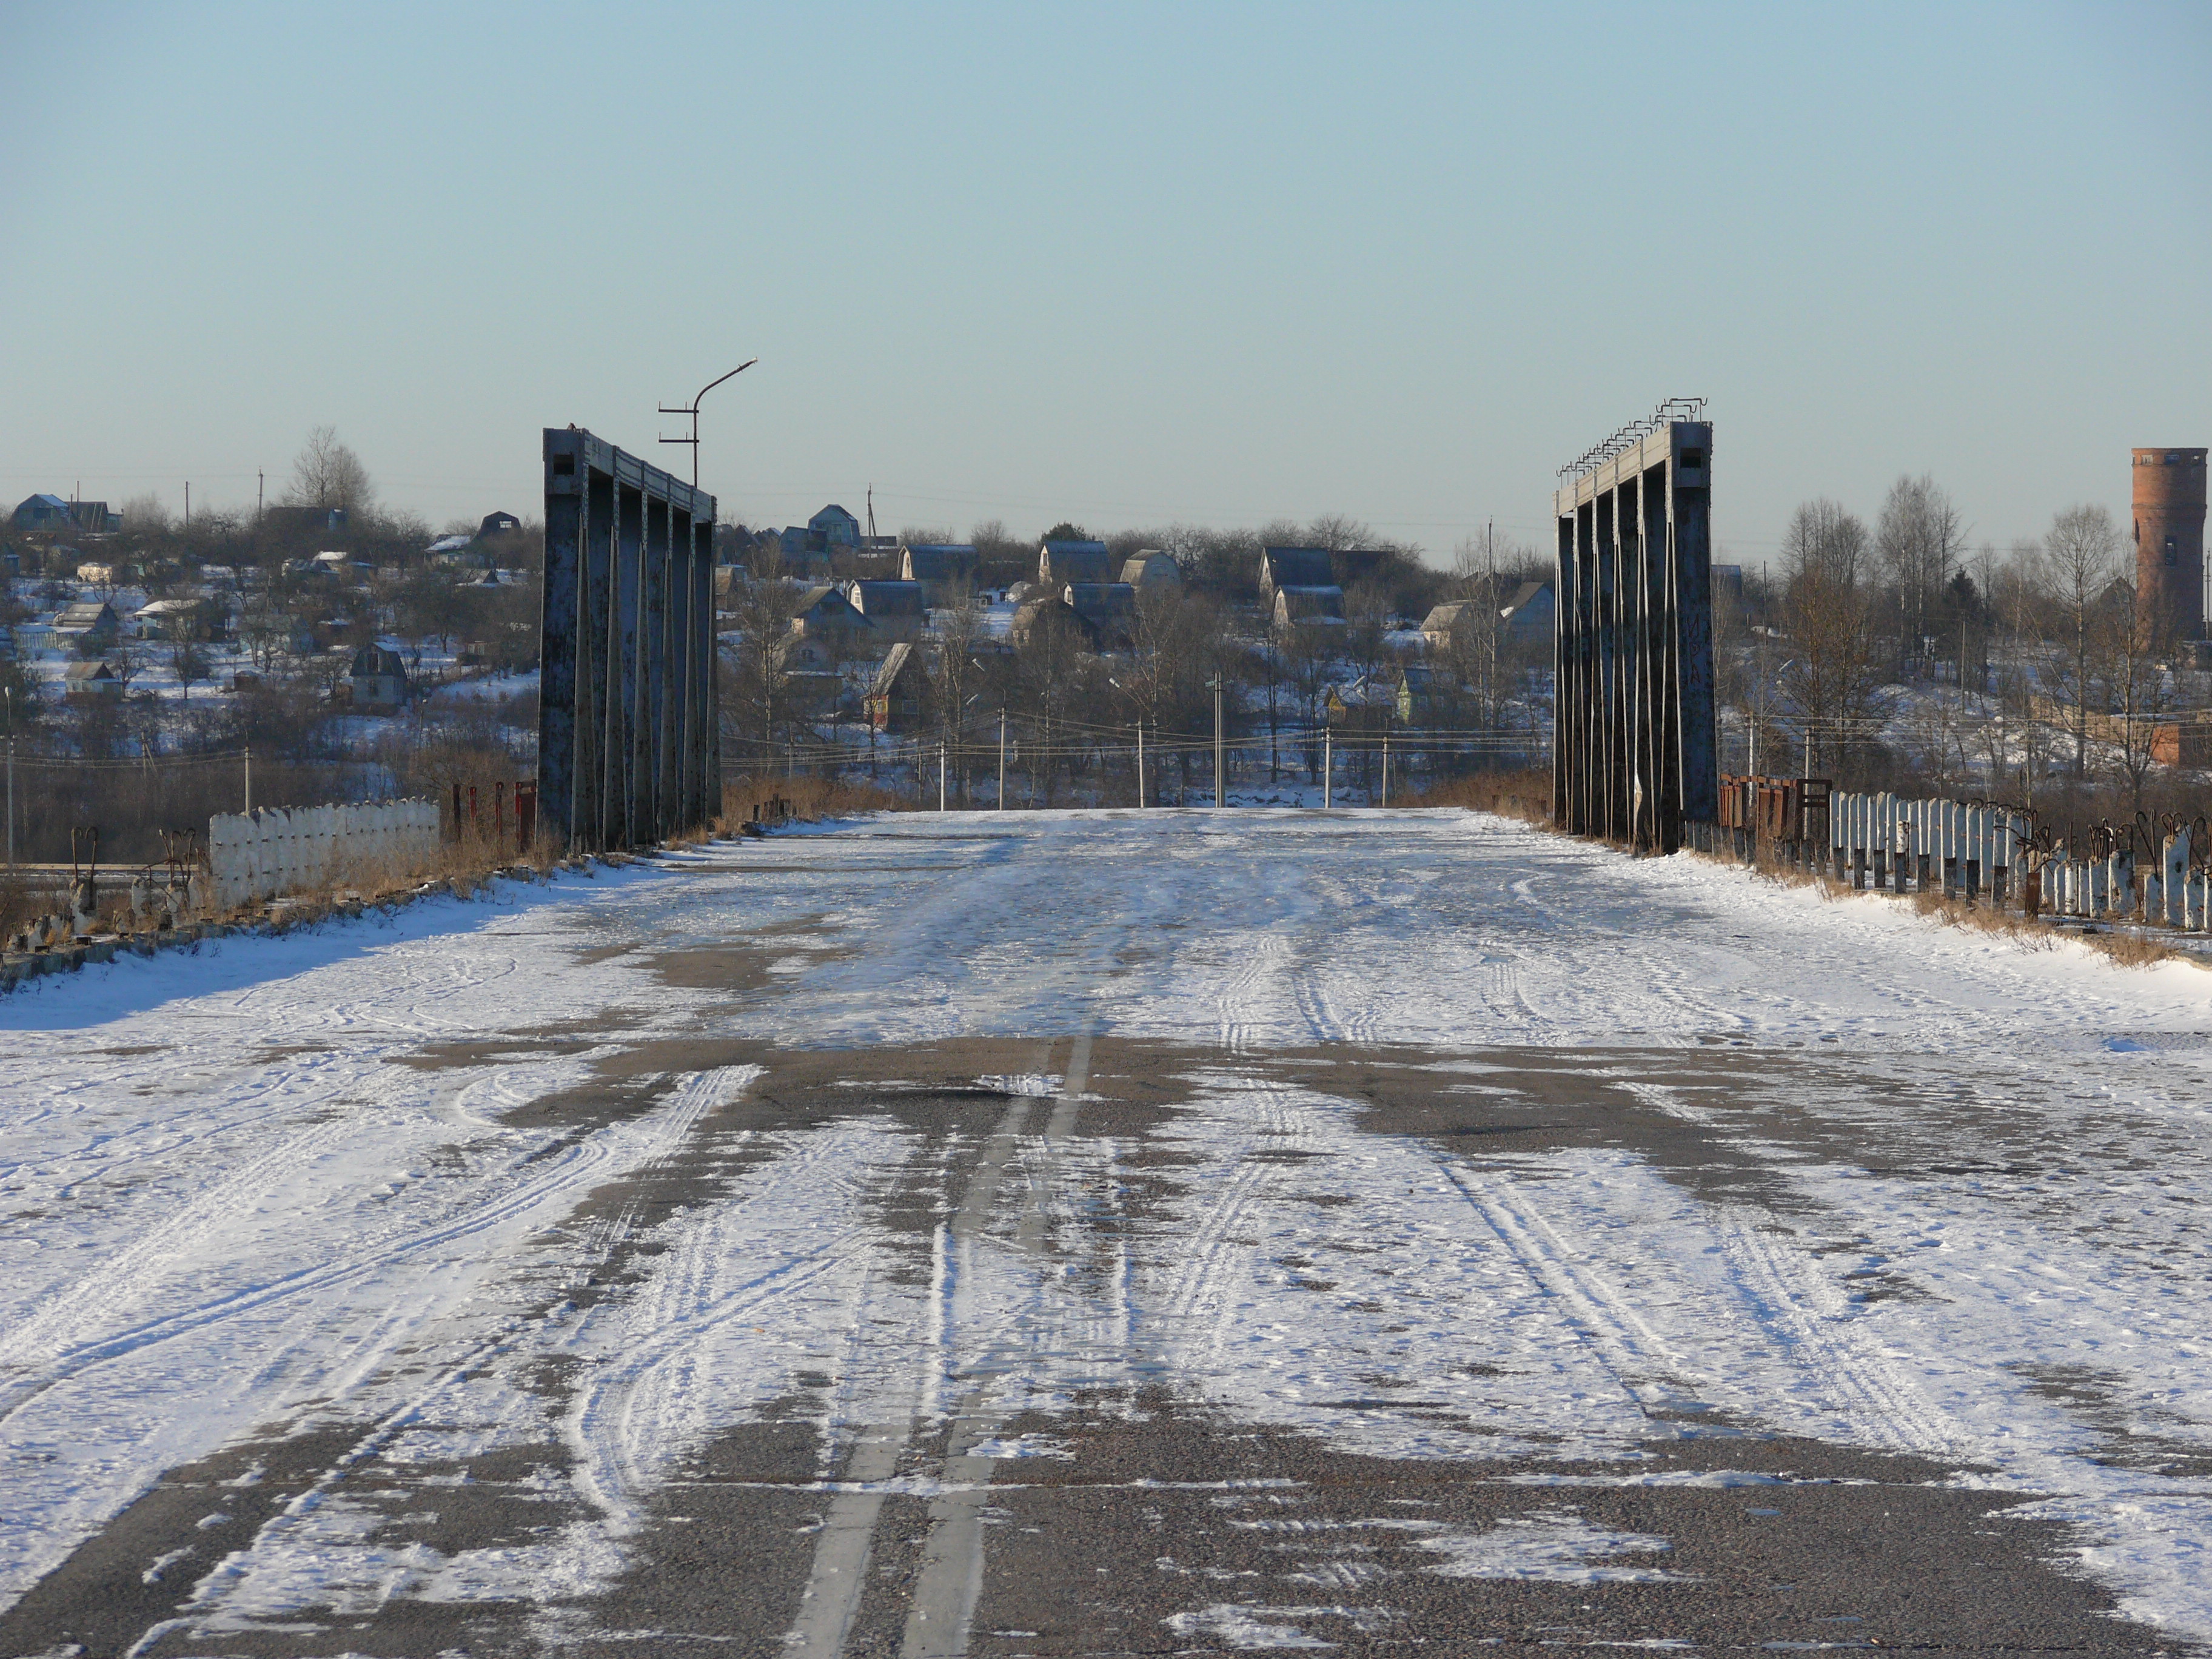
top-left (349, 645), bottom-right (411, 710)
top-left (63, 659), bottom-right (124, 699)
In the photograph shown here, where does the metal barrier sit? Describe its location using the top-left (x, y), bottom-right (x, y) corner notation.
top-left (538, 427), bottom-right (718, 853)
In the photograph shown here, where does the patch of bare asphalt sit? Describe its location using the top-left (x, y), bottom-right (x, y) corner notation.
top-left (8, 1036), bottom-right (2187, 1656)
top-left (938, 1400), bottom-right (2171, 1657)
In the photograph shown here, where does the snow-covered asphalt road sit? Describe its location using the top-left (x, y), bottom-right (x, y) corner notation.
top-left (2, 807), bottom-right (2210, 1656)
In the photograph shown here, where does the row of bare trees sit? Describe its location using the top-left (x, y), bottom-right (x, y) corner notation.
top-left (1742, 475), bottom-right (2192, 815)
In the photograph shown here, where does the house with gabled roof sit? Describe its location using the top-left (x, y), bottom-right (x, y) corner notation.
top-left (1120, 550), bottom-right (1181, 591)
top-left (1038, 539), bottom-right (1113, 586)
top-left (788, 583), bottom-right (871, 643)
top-left (848, 579), bottom-right (927, 645)
top-left (12, 494), bottom-right (73, 533)
top-left (865, 640), bottom-right (928, 732)
top-left (64, 659), bottom-right (124, 699)
top-left (1259, 546), bottom-right (1335, 601)
top-left (901, 543), bottom-right (980, 605)
top-left (1063, 582), bottom-right (1139, 651)
top-left (53, 600), bottom-right (121, 651)
top-left (1272, 586), bottom-right (1346, 634)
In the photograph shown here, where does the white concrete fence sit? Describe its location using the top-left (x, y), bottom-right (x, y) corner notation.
top-left (1821, 793), bottom-right (2033, 900)
top-left (1818, 789), bottom-right (2212, 930)
top-left (208, 799), bottom-right (441, 910)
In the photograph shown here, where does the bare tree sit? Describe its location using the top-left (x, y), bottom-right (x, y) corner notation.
top-left (285, 425), bottom-right (375, 515)
top-left (119, 491), bottom-right (170, 531)
top-left (1877, 475), bottom-right (1967, 677)
top-left (2037, 504), bottom-right (2122, 779)
top-left (2107, 582), bottom-right (2176, 814)
top-left (925, 593), bottom-right (990, 802)
top-left (1778, 500), bottom-right (1885, 775)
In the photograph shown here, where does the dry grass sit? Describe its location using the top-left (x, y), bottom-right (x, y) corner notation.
top-left (721, 775), bottom-right (912, 825)
top-left (1405, 769), bottom-right (1551, 825)
top-left (1688, 836), bottom-right (2212, 968)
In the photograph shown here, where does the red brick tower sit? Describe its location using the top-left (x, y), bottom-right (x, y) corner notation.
top-left (2134, 448), bottom-right (2208, 642)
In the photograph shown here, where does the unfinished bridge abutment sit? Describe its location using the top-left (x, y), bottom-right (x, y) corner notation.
top-left (1553, 403), bottom-right (1717, 853)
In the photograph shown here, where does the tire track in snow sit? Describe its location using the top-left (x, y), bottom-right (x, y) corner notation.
top-left (0, 1068), bottom-right (734, 1431)
top-left (1438, 1162), bottom-right (1700, 1418)
top-left (119, 1067), bottom-right (762, 1649)
top-left (1712, 1208), bottom-right (1969, 1459)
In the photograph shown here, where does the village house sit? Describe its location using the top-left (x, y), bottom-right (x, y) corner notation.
top-left (1038, 538), bottom-right (1114, 586)
top-left (865, 641), bottom-right (928, 732)
top-left (1119, 550), bottom-right (1182, 592)
top-left (1011, 592), bottom-right (1098, 652)
top-left (53, 599), bottom-right (121, 652)
top-left (847, 579), bottom-right (927, 645)
top-left (1258, 546), bottom-right (1337, 603)
top-left (1063, 581), bottom-right (1139, 651)
top-left (12, 494), bottom-right (73, 533)
top-left (63, 659), bottom-right (124, 700)
top-left (347, 645), bottom-right (411, 710)
top-left (1419, 600), bottom-right (1478, 652)
top-left (788, 583), bottom-right (871, 645)
top-left (901, 543), bottom-right (981, 606)
top-left (1272, 585), bottom-right (1346, 634)
top-left (1498, 580), bottom-right (1555, 644)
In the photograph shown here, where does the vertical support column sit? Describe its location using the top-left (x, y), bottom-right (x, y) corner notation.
top-left (1601, 484), bottom-right (1619, 845)
top-left (577, 465), bottom-right (613, 850)
top-left (608, 483), bottom-right (644, 850)
top-left (1672, 426), bottom-right (1717, 839)
top-left (1553, 510), bottom-right (1575, 829)
top-left (1576, 500), bottom-right (1598, 834)
top-left (640, 498), bottom-right (670, 844)
top-left (667, 508), bottom-right (694, 832)
top-left (693, 519), bottom-right (717, 828)
top-left (538, 434), bottom-right (583, 846)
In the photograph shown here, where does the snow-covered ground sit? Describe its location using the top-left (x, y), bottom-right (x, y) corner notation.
top-left (2, 809), bottom-right (2211, 1647)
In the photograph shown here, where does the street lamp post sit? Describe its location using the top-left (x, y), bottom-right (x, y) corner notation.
top-left (659, 360), bottom-right (757, 488)
top-left (1207, 679), bottom-right (1225, 808)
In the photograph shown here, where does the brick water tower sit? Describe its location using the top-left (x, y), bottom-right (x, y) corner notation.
top-left (2134, 447), bottom-right (2208, 642)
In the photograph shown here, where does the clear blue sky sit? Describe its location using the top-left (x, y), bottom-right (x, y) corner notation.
top-left (2, 1), bottom-right (2206, 565)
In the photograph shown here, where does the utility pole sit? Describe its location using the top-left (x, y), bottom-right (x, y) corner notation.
top-left (256, 470), bottom-right (264, 525)
top-left (939, 740), bottom-right (947, 812)
top-left (1136, 721), bottom-right (1145, 809)
top-left (658, 360), bottom-right (757, 488)
top-left (4, 686), bottom-right (13, 866)
top-left (243, 742), bottom-right (252, 813)
top-left (1322, 724), bottom-right (1332, 809)
top-left (1210, 679), bottom-right (1225, 808)
top-left (184, 481), bottom-right (190, 529)
top-left (1381, 726), bottom-right (1390, 808)
top-left (997, 709), bottom-right (1007, 809)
